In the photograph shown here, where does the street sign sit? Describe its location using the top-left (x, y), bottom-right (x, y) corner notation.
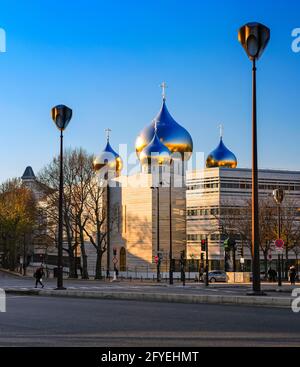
top-left (275, 239), bottom-right (284, 253)
top-left (240, 257), bottom-right (245, 264)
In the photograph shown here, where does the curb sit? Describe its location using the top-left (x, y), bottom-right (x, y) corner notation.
top-left (4, 288), bottom-right (292, 308)
top-left (0, 269), bottom-right (25, 278)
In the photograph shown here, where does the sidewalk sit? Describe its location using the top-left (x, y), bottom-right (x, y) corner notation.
top-left (2, 268), bottom-right (297, 308)
top-left (4, 284), bottom-right (295, 309)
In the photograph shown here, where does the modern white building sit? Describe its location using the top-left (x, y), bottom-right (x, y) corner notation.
top-left (186, 167), bottom-right (300, 271)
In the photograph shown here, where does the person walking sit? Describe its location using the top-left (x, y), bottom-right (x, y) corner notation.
top-left (289, 265), bottom-right (297, 286)
top-left (34, 265), bottom-right (45, 288)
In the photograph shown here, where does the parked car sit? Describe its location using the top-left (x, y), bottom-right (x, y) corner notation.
top-left (208, 270), bottom-right (228, 283)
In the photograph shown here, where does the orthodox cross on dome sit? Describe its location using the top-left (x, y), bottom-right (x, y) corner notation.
top-left (218, 124), bottom-right (224, 139)
top-left (105, 128), bottom-right (112, 142)
top-left (160, 81), bottom-right (167, 101)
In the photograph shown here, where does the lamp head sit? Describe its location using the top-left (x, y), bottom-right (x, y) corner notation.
top-left (51, 104), bottom-right (72, 131)
top-left (238, 22), bottom-right (270, 61)
top-left (273, 188), bottom-right (284, 204)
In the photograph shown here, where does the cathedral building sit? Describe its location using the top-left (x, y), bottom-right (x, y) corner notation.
top-left (93, 91), bottom-right (192, 275)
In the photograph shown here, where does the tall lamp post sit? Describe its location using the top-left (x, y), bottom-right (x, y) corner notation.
top-left (273, 188), bottom-right (284, 287)
top-left (51, 104), bottom-right (72, 290)
top-left (169, 160), bottom-right (173, 285)
top-left (156, 185), bottom-right (161, 282)
top-left (238, 22), bottom-right (270, 295)
top-left (151, 184), bottom-right (161, 282)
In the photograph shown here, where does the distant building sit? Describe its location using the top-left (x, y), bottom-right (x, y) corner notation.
top-left (186, 167), bottom-right (300, 270)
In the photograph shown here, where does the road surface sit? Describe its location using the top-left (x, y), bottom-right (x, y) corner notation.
top-left (1, 294), bottom-right (299, 347)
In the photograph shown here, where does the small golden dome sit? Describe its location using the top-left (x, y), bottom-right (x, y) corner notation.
top-left (93, 140), bottom-right (123, 174)
top-left (139, 129), bottom-right (171, 167)
top-left (136, 99), bottom-right (193, 161)
top-left (206, 137), bottom-right (237, 169)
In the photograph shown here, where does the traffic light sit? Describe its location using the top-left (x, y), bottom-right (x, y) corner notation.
top-left (224, 238), bottom-right (236, 250)
top-left (154, 255), bottom-right (159, 264)
top-left (201, 253), bottom-right (204, 261)
top-left (113, 247), bottom-right (117, 256)
top-left (201, 239), bottom-right (206, 252)
top-left (223, 238), bottom-right (230, 250)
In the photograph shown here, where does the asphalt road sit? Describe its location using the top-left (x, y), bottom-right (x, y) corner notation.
top-left (1, 295), bottom-right (300, 347)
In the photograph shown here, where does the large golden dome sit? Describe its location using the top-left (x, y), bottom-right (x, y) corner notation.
top-left (136, 99), bottom-right (193, 161)
top-left (206, 137), bottom-right (237, 169)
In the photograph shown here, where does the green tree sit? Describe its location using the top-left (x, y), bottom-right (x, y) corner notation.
top-left (0, 179), bottom-right (37, 271)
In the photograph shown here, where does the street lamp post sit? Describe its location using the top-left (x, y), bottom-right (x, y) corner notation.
top-left (156, 186), bottom-right (161, 282)
top-left (51, 104), bottom-right (72, 290)
top-left (106, 184), bottom-right (111, 279)
top-left (169, 161), bottom-right (173, 285)
top-left (273, 188), bottom-right (284, 287)
top-left (294, 241), bottom-right (299, 277)
top-left (151, 184), bottom-right (161, 282)
top-left (205, 236), bottom-right (209, 287)
top-left (238, 22), bottom-right (270, 295)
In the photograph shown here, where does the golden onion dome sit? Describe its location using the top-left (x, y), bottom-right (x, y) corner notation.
top-left (136, 99), bottom-right (193, 161)
top-left (206, 136), bottom-right (237, 169)
top-left (139, 128), bottom-right (171, 167)
top-left (93, 136), bottom-right (123, 174)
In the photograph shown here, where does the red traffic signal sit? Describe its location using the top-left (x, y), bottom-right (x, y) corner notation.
top-left (201, 239), bottom-right (206, 252)
top-left (154, 255), bottom-right (159, 264)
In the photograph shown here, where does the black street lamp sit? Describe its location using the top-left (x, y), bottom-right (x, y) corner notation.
top-left (51, 104), bottom-right (72, 290)
top-left (238, 22), bottom-right (270, 295)
top-left (151, 184), bottom-right (161, 282)
top-left (273, 188), bottom-right (284, 287)
top-left (169, 161), bottom-right (173, 285)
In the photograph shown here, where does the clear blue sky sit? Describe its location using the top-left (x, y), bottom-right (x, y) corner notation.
top-left (0, 0), bottom-right (299, 181)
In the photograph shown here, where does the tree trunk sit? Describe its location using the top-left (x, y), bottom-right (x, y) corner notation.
top-left (68, 250), bottom-right (76, 278)
top-left (8, 239), bottom-right (17, 271)
top-left (263, 251), bottom-right (268, 278)
top-left (285, 245), bottom-right (289, 280)
top-left (95, 250), bottom-right (103, 280)
top-left (80, 228), bottom-right (89, 279)
top-left (64, 214), bottom-right (76, 278)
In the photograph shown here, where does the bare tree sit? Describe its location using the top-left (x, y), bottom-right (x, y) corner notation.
top-left (83, 178), bottom-right (107, 279)
top-left (68, 150), bottom-right (94, 279)
top-left (280, 197), bottom-right (300, 276)
top-left (38, 149), bottom-right (93, 278)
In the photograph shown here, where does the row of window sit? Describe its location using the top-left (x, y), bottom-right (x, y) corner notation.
top-left (187, 208), bottom-right (219, 216)
top-left (187, 182), bottom-right (300, 191)
top-left (188, 206), bottom-right (300, 217)
top-left (188, 183), bottom-right (219, 190)
top-left (187, 233), bottom-right (228, 242)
